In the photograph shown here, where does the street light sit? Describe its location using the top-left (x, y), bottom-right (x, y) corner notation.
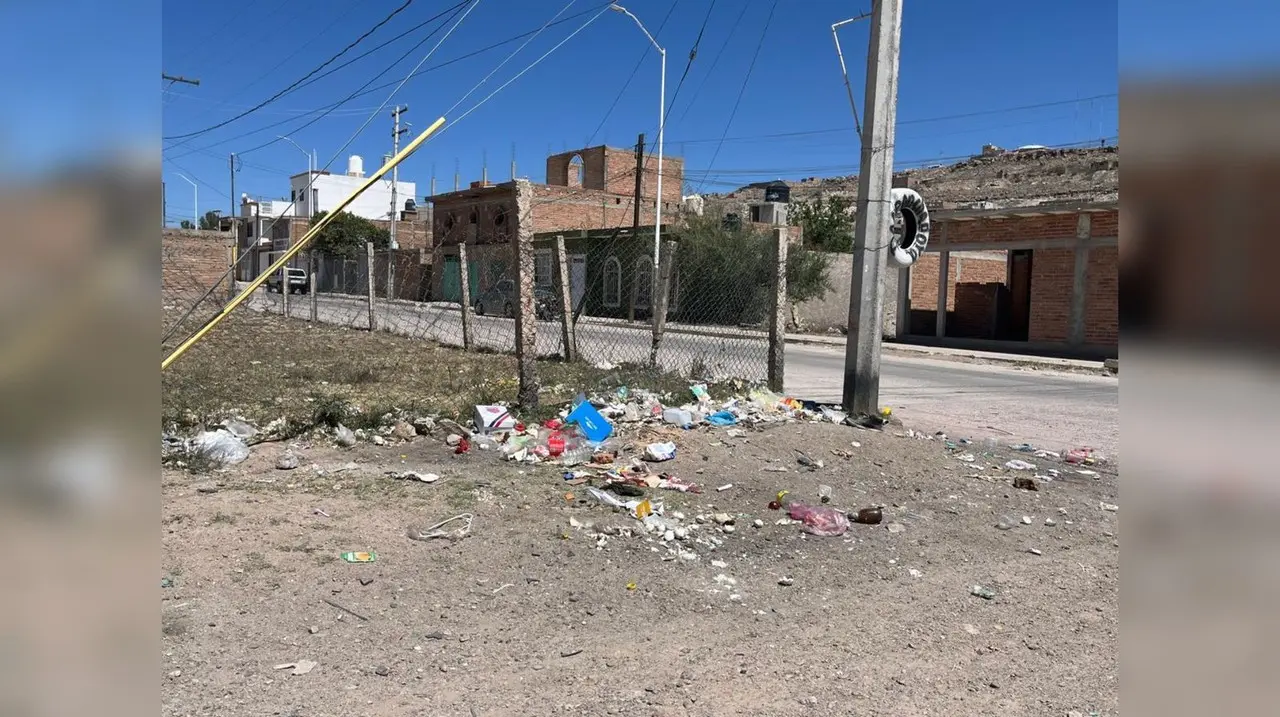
top-left (609, 3), bottom-right (666, 317)
top-left (277, 135), bottom-right (315, 219)
top-left (176, 173), bottom-right (197, 228)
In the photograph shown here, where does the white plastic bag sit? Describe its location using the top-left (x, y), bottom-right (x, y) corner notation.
top-left (189, 429), bottom-right (250, 465)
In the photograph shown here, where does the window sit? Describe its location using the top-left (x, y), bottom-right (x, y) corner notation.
top-left (535, 249), bottom-right (553, 288)
top-left (602, 256), bottom-right (622, 308)
top-left (291, 189), bottom-right (297, 202)
top-left (749, 205), bottom-right (762, 223)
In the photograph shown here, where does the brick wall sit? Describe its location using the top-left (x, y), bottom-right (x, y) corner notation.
top-left (530, 185), bottom-right (661, 233)
top-left (909, 253), bottom-right (1007, 311)
top-left (546, 145), bottom-right (683, 205)
top-left (162, 229), bottom-right (232, 297)
top-left (952, 282), bottom-right (1003, 338)
top-left (1084, 246), bottom-right (1118, 345)
top-left (1028, 248), bottom-right (1074, 342)
top-left (945, 213), bottom-right (1079, 244)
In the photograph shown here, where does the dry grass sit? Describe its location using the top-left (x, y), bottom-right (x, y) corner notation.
top-left (162, 312), bottom-right (745, 434)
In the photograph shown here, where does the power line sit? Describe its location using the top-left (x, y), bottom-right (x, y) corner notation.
top-left (662, 0), bottom-right (716, 129)
top-left (585, 1), bottom-right (678, 146)
top-left (164, 2), bottom-right (615, 161)
top-left (675, 0), bottom-right (750, 124)
top-left (164, 0), bottom-right (424, 142)
top-left (694, 0), bottom-right (778, 191)
top-left (221, 1), bottom-right (365, 103)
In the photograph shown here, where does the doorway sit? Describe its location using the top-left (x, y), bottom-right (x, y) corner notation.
top-left (569, 254), bottom-right (586, 311)
top-left (1007, 250), bottom-right (1033, 341)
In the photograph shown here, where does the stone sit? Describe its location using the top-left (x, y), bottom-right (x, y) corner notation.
top-left (712, 513), bottom-right (734, 525)
top-left (308, 625), bottom-right (319, 634)
top-left (334, 424), bottom-right (357, 448)
top-left (372, 435), bottom-right (386, 446)
top-left (1027, 548), bottom-right (1043, 556)
top-left (1020, 516), bottom-right (1033, 525)
top-left (412, 416), bottom-right (436, 434)
top-left (445, 433), bottom-right (463, 447)
top-left (276, 452), bottom-right (299, 470)
top-left (1045, 518), bottom-right (1057, 526)
top-left (374, 665), bottom-right (390, 677)
top-left (391, 421), bottom-right (417, 441)
top-left (722, 524), bottom-right (736, 534)
top-left (753, 519), bottom-right (764, 528)
top-left (886, 522), bottom-right (906, 534)
top-left (908, 568), bottom-right (923, 578)
top-left (1100, 502), bottom-right (1119, 512)
top-left (778, 577), bottom-right (794, 586)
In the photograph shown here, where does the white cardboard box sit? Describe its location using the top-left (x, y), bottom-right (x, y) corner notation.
top-left (473, 404), bottom-right (517, 433)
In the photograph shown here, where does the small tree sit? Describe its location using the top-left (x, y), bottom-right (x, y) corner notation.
top-left (179, 220), bottom-right (195, 230)
top-left (789, 194), bottom-right (855, 252)
top-left (309, 210), bottom-right (390, 258)
top-left (198, 210), bottom-right (222, 230)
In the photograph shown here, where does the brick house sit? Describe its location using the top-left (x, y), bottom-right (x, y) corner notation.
top-left (427, 144), bottom-right (684, 313)
top-left (896, 201), bottom-right (1119, 358)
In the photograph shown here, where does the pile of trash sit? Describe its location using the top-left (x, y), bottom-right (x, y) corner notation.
top-left (940, 434), bottom-right (1109, 482)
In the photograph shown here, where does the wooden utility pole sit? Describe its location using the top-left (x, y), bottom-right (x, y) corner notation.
top-left (628, 133), bottom-right (645, 322)
top-left (842, 0), bottom-right (904, 415)
top-left (162, 74), bottom-right (200, 86)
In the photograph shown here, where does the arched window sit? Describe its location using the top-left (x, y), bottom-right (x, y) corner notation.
top-left (567, 154), bottom-right (584, 188)
top-left (602, 256), bottom-right (621, 308)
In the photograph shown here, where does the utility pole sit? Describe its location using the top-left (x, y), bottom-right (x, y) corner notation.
top-left (510, 142), bottom-right (517, 180)
top-left (162, 74), bottom-right (200, 87)
top-left (628, 133), bottom-right (645, 322)
top-left (389, 105), bottom-right (408, 301)
top-left (842, 0), bottom-right (904, 415)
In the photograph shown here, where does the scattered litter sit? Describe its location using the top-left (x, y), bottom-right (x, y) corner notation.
top-left (445, 434), bottom-right (464, 447)
top-left (794, 450), bottom-right (823, 470)
top-left (274, 660), bottom-right (318, 676)
top-left (662, 407), bottom-right (693, 426)
top-left (408, 513), bottom-right (474, 541)
top-left (560, 648), bottom-right (584, 658)
top-left (314, 508), bottom-right (330, 518)
top-left (626, 582), bottom-right (637, 591)
top-left (970, 585), bottom-right (996, 600)
top-left (763, 466), bottom-right (788, 473)
top-left (643, 442), bottom-right (677, 462)
top-left (566, 399), bottom-right (614, 442)
top-left (850, 507), bottom-right (883, 525)
top-left (716, 483), bottom-right (734, 492)
top-left (189, 429), bottom-right (250, 465)
top-left (1077, 469), bottom-right (1097, 476)
top-left (340, 551), bottom-right (375, 563)
top-left (726, 428), bottom-right (748, 438)
top-left (885, 522), bottom-right (906, 534)
top-left (1064, 447), bottom-right (1101, 465)
top-left (705, 411), bottom-right (738, 426)
top-left (908, 568), bottom-right (923, 578)
top-left (1027, 548), bottom-right (1043, 556)
top-left (690, 384), bottom-right (711, 403)
top-left (1005, 459), bottom-right (1036, 471)
top-left (787, 503), bottom-right (849, 537)
top-left (275, 452), bottom-right (299, 470)
top-left (334, 424), bottom-right (357, 448)
top-left (1100, 502), bottom-right (1119, 512)
top-left (818, 484), bottom-right (833, 504)
top-left (474, 404), bottom-right (517, 434)
top-left (454, 436), bottom-right (471, 454)
top-left (777, 577), bottom-right (794, 587)
top-left (492, 583), bottom-right (514, 594)
top-left (387, 470), bottom-right (440, 483)
top-left (321, 598), bottom-right (370, 621)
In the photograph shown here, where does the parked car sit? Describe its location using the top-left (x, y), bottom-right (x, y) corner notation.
top-left (266, 267), bottom-right (308, 294)
top-left (473, 279), bottom-right (559, 320)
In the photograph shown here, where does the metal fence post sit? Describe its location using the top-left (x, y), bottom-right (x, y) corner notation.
top-left (554, 234), bottom-right (576, 362)
top-left (227, 243), bottom-right (237, 304)
top-left (512, 179), bottom-right (539, 408)
top-left (458, 240), bottom-right (474, 350)
top-left (309, 250), bottom-right (318, 322)
top-left (768, 227), bottom-right (789, 393)
top-left (366, 241), bottom-right (377, 331)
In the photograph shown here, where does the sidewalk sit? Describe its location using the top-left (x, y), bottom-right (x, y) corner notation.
top-left (785, 332), bottom-right (1116, 374)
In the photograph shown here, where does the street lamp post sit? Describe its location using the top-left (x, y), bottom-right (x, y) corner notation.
top-left (277, 135), bottom-right (314, 219)
top-left (609, 3), bottom-right (666, 319)
top-left (176, 173), bottom-right (197, 228)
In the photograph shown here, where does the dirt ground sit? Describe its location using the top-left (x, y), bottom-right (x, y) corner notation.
top-left (161, 420), bottom-right (1118, 717)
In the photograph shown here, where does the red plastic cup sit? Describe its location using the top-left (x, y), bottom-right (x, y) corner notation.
top-left (547, 432), bottom-right (566, 457)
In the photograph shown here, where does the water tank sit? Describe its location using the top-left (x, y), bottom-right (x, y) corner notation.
top-left (404, 198), bottom-right (417, 211)
top-left (347, 155), bottom-right (364, 177)
top-left (763, 181), bottom-right (790, 203)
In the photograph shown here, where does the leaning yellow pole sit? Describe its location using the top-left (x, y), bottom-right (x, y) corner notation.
top-left (162, 116), bottom-right (447, 371)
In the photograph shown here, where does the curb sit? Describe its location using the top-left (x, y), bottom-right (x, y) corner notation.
top-left (785, 334), bottom-right (1114, 376)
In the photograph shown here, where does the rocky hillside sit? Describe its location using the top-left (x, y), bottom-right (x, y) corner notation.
top-left (706, 145), bottom-right (1119, 212)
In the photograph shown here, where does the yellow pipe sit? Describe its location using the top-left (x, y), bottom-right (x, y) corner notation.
top-left (162, 116), bottom-right (447, 371)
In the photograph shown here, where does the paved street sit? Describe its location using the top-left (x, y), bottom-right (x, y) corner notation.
top-left (249, 290), bottom-right (1118, 456)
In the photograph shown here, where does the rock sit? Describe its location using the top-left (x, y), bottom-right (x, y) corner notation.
top-left (167, 669), bottom-right (182, 678)
top-left (1027, 548), bottom-right (1043, 555)
top-left (308, 625), bottom-right (319, 634)
top-left (662, 530), bottom-right (675, 542)
top-left (334, 424), bottom-right (357, 448)
top-left (674, 527), bottom-right (689, 540)
top-left (1020, 516), bottom-right (1033, 525)
top-left (372, 435), bottom-right (386, 446)
top-left (970, 585), bottom-right (996, 600)
top-left (1100, 502), bottom-right (1119, 512)
top-left (195, 484), bottom-right (219, 494)
top-left (753, 519), bottom-right (764, 528)
top-left (1013, 476), bottom-right (1038, 491)
top-left (778, 577), bottom-right (794, 586)
top-left (1045, 518), bottom-right (1058, 526)
top-left (412, 416), bottom-right (436, 434)
top-left (275, 452), bottom-right (299, 470)
top-left (722, 524), bottom-right (736, 534)
top-left (374, 665), bottom-right (390, 677)
top-left (886, 522), bottom-right (906, 534)
top-left (445, 433), bottom-right (463, 447)
top-left (712, 513), bottom-right (734, 525)
top-left (391, 421), bottom-right (417, 441)
top-left (908, 568), bottom-right (923, 578)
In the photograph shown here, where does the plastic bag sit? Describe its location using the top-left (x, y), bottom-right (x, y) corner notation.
top-left (787, 502), bottom-right (849, 537)
top-left (643, 442), bottom-right (677, 462)
top-left (188, 429), bottom-right (250, 465)
top-left (705, 411), bottom-right (738, 426)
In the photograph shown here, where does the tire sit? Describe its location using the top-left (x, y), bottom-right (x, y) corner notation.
top-left (888, 187), bottom-right (931, 268)
top-left (475, 302), bottom-right (485, 316)
top-left (503, 302), bottom-right (514, 319)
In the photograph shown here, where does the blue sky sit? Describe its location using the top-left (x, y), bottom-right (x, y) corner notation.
top-left (154, 0), bottom-right (1123, 223)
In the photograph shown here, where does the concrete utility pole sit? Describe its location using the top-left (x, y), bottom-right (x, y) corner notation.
top-left (629, 132), bottom-right (645, 322)
top-left (842, 0), bottom-right (904, 415)
top-left (389, 105), bottom-right (408, 300)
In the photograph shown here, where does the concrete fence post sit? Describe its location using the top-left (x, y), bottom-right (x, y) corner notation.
top-left (649, 238), bottom-right (677, 368)
top-left (458, 241), bottom-right (474, 350)
top-left (227, 244), bottom-right (238, 304)
top-left (554, 234), bottom-right (576, 362)
top-left (512, 179), bottom-right (539, 408)
top-left (768, 227), bottom-right (789, 393)
top-left (366, 241), bottom-right (377, 331)
top-left (281, 257), bottom-right (289, 318)
top-left (309, 250), bottom-right (318, 322)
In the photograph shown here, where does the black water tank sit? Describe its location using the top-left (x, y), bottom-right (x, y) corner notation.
top-left (763, 181), bottom-right (790, 203)
top-left (404, 198), bottom-right (417, 211)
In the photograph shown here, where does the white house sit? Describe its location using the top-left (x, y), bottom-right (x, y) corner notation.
top-left (289, 155), bottom-right (416, 222)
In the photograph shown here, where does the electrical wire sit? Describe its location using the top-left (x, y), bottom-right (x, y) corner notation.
top-left (674, 0), bottom-right (750, 124)
top-left (663, 0), bottom-right (716, 129)
top-left (164, 2), bottom-right (615, 162)
top-left (164, 0), bottom-right (424, 142)
top-left (693, 0), bottom-right (778, 191)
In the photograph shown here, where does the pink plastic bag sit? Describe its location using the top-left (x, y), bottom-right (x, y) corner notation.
top-left (787, 502), bottom-right (850, 537)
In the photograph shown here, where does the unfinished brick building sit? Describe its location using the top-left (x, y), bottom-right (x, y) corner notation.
top-left (427, 145), bottom-right (684, 306)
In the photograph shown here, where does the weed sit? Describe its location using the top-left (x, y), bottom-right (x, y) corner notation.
top-left (211, 511), bottom-right (236, 525)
